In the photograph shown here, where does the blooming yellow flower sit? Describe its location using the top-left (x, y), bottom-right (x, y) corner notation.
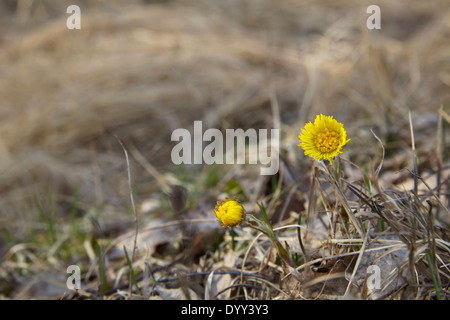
top-left (298, 114), bottom-right (350, 162)
top-left (214, 198), bottom-right (246, 227)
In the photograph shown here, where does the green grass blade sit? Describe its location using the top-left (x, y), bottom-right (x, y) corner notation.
top-left (257, 202), bottom-right (272, 228)
top-left (425, 249), bottom-right (441, 300)
top-left (94, 238), bottom-right (108, 296)
top-left (123, 245), bottom-right (141, 296)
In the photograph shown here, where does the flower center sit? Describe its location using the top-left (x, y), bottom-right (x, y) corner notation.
top-left (314, 128), bottom-right (340, 153)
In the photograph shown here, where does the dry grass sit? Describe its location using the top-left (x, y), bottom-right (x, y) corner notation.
top-left (0, 0), bottom-right (449, 300)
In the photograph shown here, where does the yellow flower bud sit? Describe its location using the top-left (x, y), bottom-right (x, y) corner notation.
top-left (214, 198), bottom-right (246, 227)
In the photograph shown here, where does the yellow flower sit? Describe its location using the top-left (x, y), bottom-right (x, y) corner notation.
top-left (298, 114), bottom-right (350, 162)
top-left (214, 198), bottom-right (246, 227)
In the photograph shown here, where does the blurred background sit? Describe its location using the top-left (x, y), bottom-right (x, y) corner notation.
top-left (0, 0), bottom-right (449, 298)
